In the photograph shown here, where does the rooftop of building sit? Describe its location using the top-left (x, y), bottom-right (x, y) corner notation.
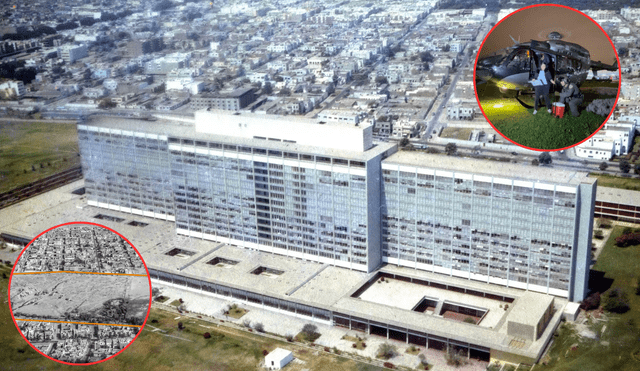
top-left (82, 114), bottom-right (396, 162)
top-left (383, 151), bottom-right (594, 187)
top-left (596, 185), bottom-right (640, 207)
top-left (0, 179), bottom-right (568, 361)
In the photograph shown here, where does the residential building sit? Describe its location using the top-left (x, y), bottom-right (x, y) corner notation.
top-left (58, 44), bottom-right (88, 64)
top-left (189, 88), bottom-right (256, 111)
top-left (0, 80), bottom-right (26, 97)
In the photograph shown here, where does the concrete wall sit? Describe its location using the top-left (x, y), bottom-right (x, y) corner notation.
top-left (507, 321), bottom-right (535, 341)
top-left (195, 110), bottom-right (372, 152)
top-left (570, 181), bottom-right (597, 302)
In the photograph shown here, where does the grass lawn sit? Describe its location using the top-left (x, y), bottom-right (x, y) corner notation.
top-left (295, 330), bottom-right (321, 343)
top-left (0, 267), bottom-right (384, 371)
top-left (227, 306), bottom-right (248, 319)
top-left (0, 121), bottom-right (80, 193)
top-left (169, 299), bottom-right (182, 307)
top-left (588, 173), bottom-right (640, 192)
top-left (342, 335), bottom-right (368, 350)
top-left (154, 296), bottom-right (169, 303)
top-left (534, 226), bottom-right (640, 371)
top-left (440, 127), bottom-right (474, 140)
top-left (476, 81), bottom-right (614, 150)
top-left (405, 345), bottom-right (421, 355)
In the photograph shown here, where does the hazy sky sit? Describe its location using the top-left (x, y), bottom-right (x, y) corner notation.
top-left (478, 6), bottom-right (617, 64)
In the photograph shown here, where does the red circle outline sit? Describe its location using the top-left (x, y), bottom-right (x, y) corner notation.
top-left (473, 3), bottom-right (622, 152)
top-left (7, 221), bottom-right (153, 366)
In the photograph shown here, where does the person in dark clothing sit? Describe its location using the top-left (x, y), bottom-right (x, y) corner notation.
top-left (558, 79), bottom-right (584, 117)
top-left (531, 63), bottom-right (554, 114)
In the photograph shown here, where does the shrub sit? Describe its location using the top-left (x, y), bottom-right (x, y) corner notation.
top-left (377, 343), bottom-right (397, 360)
top-left (444, 346), bottom-right (467, 367)
top-left (603, 288), bottom-right (630, 313)
top-left (242, 319), bottom-right (251, 328)
top-left (594, 230), bottom-right (604, 240)
top-left (203, 332), bottom-right (211, 339)
top-left (300, 323), bottom-right (320, 342)
top-left (286, 334), bottom-right (293, 342)
top-left (324, 347), bottom-right (330, 352)
top-left (580, 292), bottom-right (601, 310)
top-left (383, 362), bottom-right (395, 369)
top-left (636, 278), bottom-right (640, 296)
top-left (352, 343), bottom-right (357, 348)
top-left (151, 319), bottom-right (158, 323)
top-left (177, 322), bottom-right (184, 330)
top-left (254, 322), bottom-right (264, 332)
top-left (615, 233), bottom-right (640, 247)
top-left (463, 317), bottom-right (476, 324)
top-left (262, 349), bottom-right (269, 356)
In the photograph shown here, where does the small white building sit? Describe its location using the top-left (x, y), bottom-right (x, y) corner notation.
top-left (265, 348), bottom-right (293, 370)
top-left (574, 118), bottom-right (637, 160)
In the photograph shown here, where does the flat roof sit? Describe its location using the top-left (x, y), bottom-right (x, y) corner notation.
top-left (0, 180), bottom-right (567, 360)
top-left (82, 115), bottom-right (395, 162)
top-left (507, 292), bottom-right (554, 326)
top-left (384, 151), bottom-right (593, 186)
top-left (596, 186), bottom-right (640, 207)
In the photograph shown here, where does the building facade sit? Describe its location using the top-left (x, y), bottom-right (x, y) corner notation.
top-left (380, 152), bottom-right (595, 302)
top-left (78, 111), bottom-right (595, 302)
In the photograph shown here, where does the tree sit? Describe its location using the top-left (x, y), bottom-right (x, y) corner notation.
top-left (203, 332), bottom-right (211, 339)
top-left (177, 322), bottom-right (184, 330)
top-left (538, 152), bottom-right (552, 165)
top-left (531, 159), bottom-right (540, 166)
top-left (278, 87), bottom-right (291, 96)
top-left (620, 159), bottom-right (631, 173)
top-left (444, 346), bottom-right (467, 367)
top-left (599, 162), bottom-right (608, 171)
top-left (377, 343), bottom-right (397, 360)
top-left (375, 76), bottom-right (388, 85)
top-left (301, 323), bottom-right (319, 341)
top-left (399, 137), bottom-right (410, 147)
top-left (580, 292), bottom-right (601, 310)
top-left (636, 277), bottom-right (640, 296)
top-left (444, 143), bottom-right (457, 156)
top-left (262, 82), bottom-right (273, 95)
top-left (418, 353), bottom-right (428, 367)
top-left (634, 164), bottom-right (640, 175)
top-left (619, 47), bottom-right (629, 58)
top-left (603, 287), bottom-right (630, 313)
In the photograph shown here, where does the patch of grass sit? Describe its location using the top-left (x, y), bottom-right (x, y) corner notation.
top-left (342, 334), bottom-right (367, 350)
top-left (0, 121), bottom-right (80, 193)
top-left (589, 173), bottom-right (640, 192)
top-left (440, 127), bottom-right (473, 140)
top-left (405, 345), bottom-right (421, 355)
top-left (227, 306), bottom-right (248, 319)
top-left (0, 287), bottom-right (380, 371)
top-left (535, 226), bottom-right (640, 371)
top-left (477, 82), bottom-right (611, 149)
top-left (169, 299), bottom-right (182, 307)
top-left (154, 295), bottom-right (169, 303)
top-left (295, 330), bottom-right (321, 343)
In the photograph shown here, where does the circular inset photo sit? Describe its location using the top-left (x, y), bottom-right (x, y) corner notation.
top-left (8, 222), bottom-right (151, 365)
top-left (474, 4), bottom-right (620, 151)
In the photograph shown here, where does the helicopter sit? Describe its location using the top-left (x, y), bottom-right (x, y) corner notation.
top-left (475, 38), bottom-right (618, 95)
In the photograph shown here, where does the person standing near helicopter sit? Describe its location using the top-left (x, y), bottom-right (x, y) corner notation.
top-left (530, 61), bottom-right (555, 115)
